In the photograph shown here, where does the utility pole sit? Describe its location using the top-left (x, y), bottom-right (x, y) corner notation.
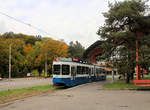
top-left (45, 53), bottom-right (47, 77)
top-left (44, 39), bottom-right (47, 78)
top-left (9, 44), bottom-right (11, 79)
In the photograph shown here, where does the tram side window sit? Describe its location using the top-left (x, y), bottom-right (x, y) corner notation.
top-left (89, 68), bottom-right (91, 75)
top-left (82, 67), bottom-right (86, 74)
top-left (91, 68), bottom-right (93, 74)
top-left (98, 69), bottom-right (100, 74)
top-left (99, 69), bottom-right (101, 75)
top-left (92, 68), bottom-right (94, 74)
top-left (62, 65), bottom-right (70, 75)
top-left (96, 69), bottom-right (99, 74)
top-left (102, 69), bottom-right (105, 74)
top-left (88, 68), bottom-right (91, 74)
top-left (77, 66), bottom-right (82, 74)
top-left (86, 67), bottom-right (89, 74)
top-left (100, 69), bottom-right (102, 74)
top-left (53, 65), bottom-right (60, 75)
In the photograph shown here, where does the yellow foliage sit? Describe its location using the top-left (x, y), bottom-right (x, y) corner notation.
top-left (34, 38), bottom-right (68, 67)
top-left (24, 44), bottom-right (33, 55)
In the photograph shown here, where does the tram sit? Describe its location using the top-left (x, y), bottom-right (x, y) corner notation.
top-left (52, 58), bottom-right (107, 87)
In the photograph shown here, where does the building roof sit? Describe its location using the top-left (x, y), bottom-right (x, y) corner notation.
top-left (83, 40), bottom-right (104, 59)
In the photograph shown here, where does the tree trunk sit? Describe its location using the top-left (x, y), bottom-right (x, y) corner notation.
top-left (130, 66), bottom-right (135, 80)
top-left (38, 67), bottom-right (42, 77)
top-left (141, 73), bottom-right (144, 78)
top-left (126, 73), bottom-right (130, 84)
top-left (130, 72), bottom-right (134, 80)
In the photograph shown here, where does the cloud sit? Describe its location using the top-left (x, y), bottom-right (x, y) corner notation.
top-left (0, 19), bottom-right (7, 33)
top-left (0, 0), bottom-right (110, 48)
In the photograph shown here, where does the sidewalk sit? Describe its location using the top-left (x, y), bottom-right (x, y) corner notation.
top-left (0, 77), bottom-right (52, 91)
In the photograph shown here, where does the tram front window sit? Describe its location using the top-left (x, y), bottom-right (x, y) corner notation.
top-left (53, 65), bottom-right (60, 75)
top-left (62, 65), bottom-right (70, 75)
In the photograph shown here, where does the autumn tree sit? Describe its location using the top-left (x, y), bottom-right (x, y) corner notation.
top-left (1, 32), bottom-right (40, 45)
top-left (23, 43), bottom-right (34, 76)
top-left (0, 38), bottom-right (25, 77)
top-left (35, 38), bottom-right (68, 76)
top-left (0, 32), bottom-right (40, 77)
top-left (0, 38), bottom-right (9, 77)
top-left (0, 32), bottom-right (69, 78)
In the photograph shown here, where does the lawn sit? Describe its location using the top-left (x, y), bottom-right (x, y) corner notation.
top-left (103, 79), bottom-right (150, 90)
top-left (0, 84), bottom-right (53, 104)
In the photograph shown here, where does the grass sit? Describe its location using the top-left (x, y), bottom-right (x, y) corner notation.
top-left (104, 79), bottom-right (150, 90)
top-left (0, 84), bottom-right (53, 104)
top-left (142, 75), bottom-right (150, 80)
top-left (104, 80), bottom-right (135, 90)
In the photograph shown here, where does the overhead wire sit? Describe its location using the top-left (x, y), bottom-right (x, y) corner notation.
top-left (0, 11), bottom-right (60, 40)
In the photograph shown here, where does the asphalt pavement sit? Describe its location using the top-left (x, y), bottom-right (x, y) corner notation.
top-left (0, 81), bottom-right (150, 110)
top-left (0, 78), bottom-right (52, 91)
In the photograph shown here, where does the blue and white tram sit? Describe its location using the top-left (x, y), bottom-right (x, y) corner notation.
top-left (52, 58), bottom-right (106, 87)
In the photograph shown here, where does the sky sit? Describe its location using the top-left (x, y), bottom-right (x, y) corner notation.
top-left (0, 0), bottom-right (149, 48)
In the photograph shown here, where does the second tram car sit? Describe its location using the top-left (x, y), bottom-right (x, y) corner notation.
top-left (52, 58), bottom-right (106, 87)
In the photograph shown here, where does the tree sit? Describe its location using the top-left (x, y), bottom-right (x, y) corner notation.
top-left (23, 43), bottom-right (34, 76)
top-left (1, 32), bottom-right (39, 45)
top-left (0, 38), bottom-right (25, 78)
top-left (34, 38), bottom-right (68, 76)
top-left (32, 41), bottom-right (42, 76)
top-left (68, 41), bottom-right (85, 59)
top-left (0, 32), bottom-right (69, 78)
top-left (0, 38), bottom-right (9, 77)
top-left (97, 0), bottom-right (150, 83)
top-left (0, 32), bottom-right (40, 77)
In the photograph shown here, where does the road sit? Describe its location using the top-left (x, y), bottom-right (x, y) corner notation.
top-left (0, 81), bottom-right (150, 110)
top-left (0, 78), bottom-right (52, 91)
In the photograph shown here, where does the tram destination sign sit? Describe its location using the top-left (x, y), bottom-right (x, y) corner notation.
top-left (54, 57), bottom-right (72, 62)
top-left (54, 57), bottom-right (80, 62)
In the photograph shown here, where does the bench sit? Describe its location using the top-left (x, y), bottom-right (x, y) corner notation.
top-left (133, 80), bottom-right (150, 86)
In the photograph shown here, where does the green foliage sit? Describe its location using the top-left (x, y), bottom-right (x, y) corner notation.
top-left (31, 70), bottom-right (39, 77)
top-left (97, 0), bottom-right (150, 83)
top-left (68, 41), bottom-right (85, 59)
top-left (0, 39), bottom-right (9, 77)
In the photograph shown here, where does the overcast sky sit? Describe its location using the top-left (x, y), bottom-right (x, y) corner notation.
top-left (0, 0), bottom-right (149, 48)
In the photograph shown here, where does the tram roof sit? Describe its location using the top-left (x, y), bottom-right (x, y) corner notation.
top-left (53, 57), bottom-right (93, 65)
top-left (53, 60), bottom-right (93, 65)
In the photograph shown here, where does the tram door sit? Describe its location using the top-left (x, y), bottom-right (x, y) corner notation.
top-left (71, 66), bottom-right (76, 80)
